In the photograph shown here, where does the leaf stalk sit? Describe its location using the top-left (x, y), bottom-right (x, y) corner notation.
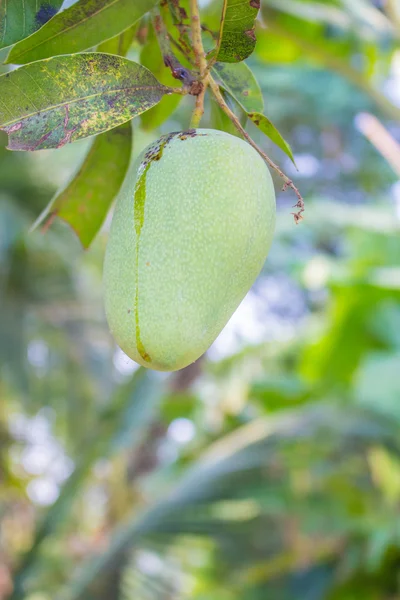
top-left (207, 75), bottom-right (304, 222)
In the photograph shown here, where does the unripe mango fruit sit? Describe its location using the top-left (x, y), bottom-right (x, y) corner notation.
top-left (103, 129), bottom-right (276, 371)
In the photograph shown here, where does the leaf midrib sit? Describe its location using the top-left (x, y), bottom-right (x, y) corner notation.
top-left (0, 84), bottom-right (168, 127)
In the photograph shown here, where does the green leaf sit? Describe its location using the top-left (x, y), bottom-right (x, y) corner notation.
top-left (210, 96), bottom-right (242, 138)
top-left (140, 27), bottom-right (182, 130)
top-left (211, 86), bottom-right (247, 136)
top-left (0, 0), bottom-right (63, 50)
top-left (211, 0), bottom-right (260, 63)
top-left (33, 122), bottom-right (132, 248)
top-left (5, 0), bottom-right (158, 65)
top-left (0, 53), bottom-right (170, 151)
top-left (248, 111), bottom-right (296, 166)
top-left (97, 23), bottom-right (138, 56)
top-left (212, 61), bottom-right (264, 113)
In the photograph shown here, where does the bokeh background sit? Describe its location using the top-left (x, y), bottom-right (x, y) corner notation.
top-left (1, 1), bottom-right (400, 599)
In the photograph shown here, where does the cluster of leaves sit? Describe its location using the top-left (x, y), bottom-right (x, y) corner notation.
top-left (0, 0), bottom-right (300, 246)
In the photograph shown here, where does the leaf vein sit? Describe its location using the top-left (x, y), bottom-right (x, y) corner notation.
top-left (1, 84), bottom-right (166, 126)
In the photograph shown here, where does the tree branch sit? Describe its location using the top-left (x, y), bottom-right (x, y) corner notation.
top-left (190, 80), bottom-right (208, 127)
top-left (190, 0), bottom-right (207, 75)
top-left (189, 0), bottom-right (208, 126)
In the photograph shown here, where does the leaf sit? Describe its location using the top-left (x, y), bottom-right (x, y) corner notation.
top-left (210, 87), bottom-right (247, 136)
top-left (97, 23), bottom-right (138, 56)
top-left (248, 111), bottom-right (297, 166)
top-left (140, 26), bottom-right (182, 130)
top-left (0, 0), bottom-right (63, 50)
top-left (33, 122), bottom-right (132, 248)
top-left (0, 53), bottom-right (170, 151)
top-left (212, 61), bottom-right (264, 113)
top-left (5, 0), bottom-right (158, 65)
top-left (211, 0), bottom-right (260, 63)
top-left (210, 96), bottom-right (242, 138)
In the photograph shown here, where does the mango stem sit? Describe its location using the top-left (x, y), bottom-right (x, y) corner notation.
top-left (189, 0), bottom-right (208, 127)
top-left (190, 80), bottom-right (208, 128)
top-left (190, 0), bottom-right (207, 76)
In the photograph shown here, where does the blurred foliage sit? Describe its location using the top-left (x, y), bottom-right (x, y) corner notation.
top-left (1, 1), bottom-right (400, 600)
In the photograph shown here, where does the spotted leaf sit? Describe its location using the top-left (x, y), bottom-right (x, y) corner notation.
top-left (212, 61), bottom-right (263, 113)
top-left (0, 53), bottom-right (170, 151)
top-left (211, 0), bottom-right (260, 63)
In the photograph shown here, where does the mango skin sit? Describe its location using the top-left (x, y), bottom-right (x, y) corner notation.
top-left (103, 128), bottom-right (276, 371)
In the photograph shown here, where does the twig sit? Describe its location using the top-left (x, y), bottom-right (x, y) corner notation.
top-left (168, 86), bottom-right (190, 95)
top-left (190, 0), bottom-right (207, 75)
top-left (208, 75), bottom-right (304, 223)
top-left (190, 79), bottom-right (208, 127)
top-left (188, 0), bottom-right (209, 126)
top-left (151, 7), bottom-right (197, 88)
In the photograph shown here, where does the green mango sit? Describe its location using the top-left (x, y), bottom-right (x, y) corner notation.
top-left (103, 129), bottom-right (276, 371)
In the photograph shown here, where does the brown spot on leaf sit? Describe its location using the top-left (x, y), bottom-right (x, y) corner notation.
top-left (127, 309), bottom-right (131, 314)
top-left (145, 261), bottom-right (150, 266)
top-left (7, 122), bottom-right (22, 133)
top-left (63, 105), bottom-right (69, 129)
top-left (153, 14), bottom-right (163, 34)
top-left (136, 24), bottom-right (148, 44)
top-left (243, 90), bottom-right (249, 96)
top-left (245, 27), bottom-right (256, 41)
top-left (56, 125), bottom-right (78, 149)
top-left (249, 0), bottom-right (260, 8)
top-left (31, 130), bottom-right (52, 150)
